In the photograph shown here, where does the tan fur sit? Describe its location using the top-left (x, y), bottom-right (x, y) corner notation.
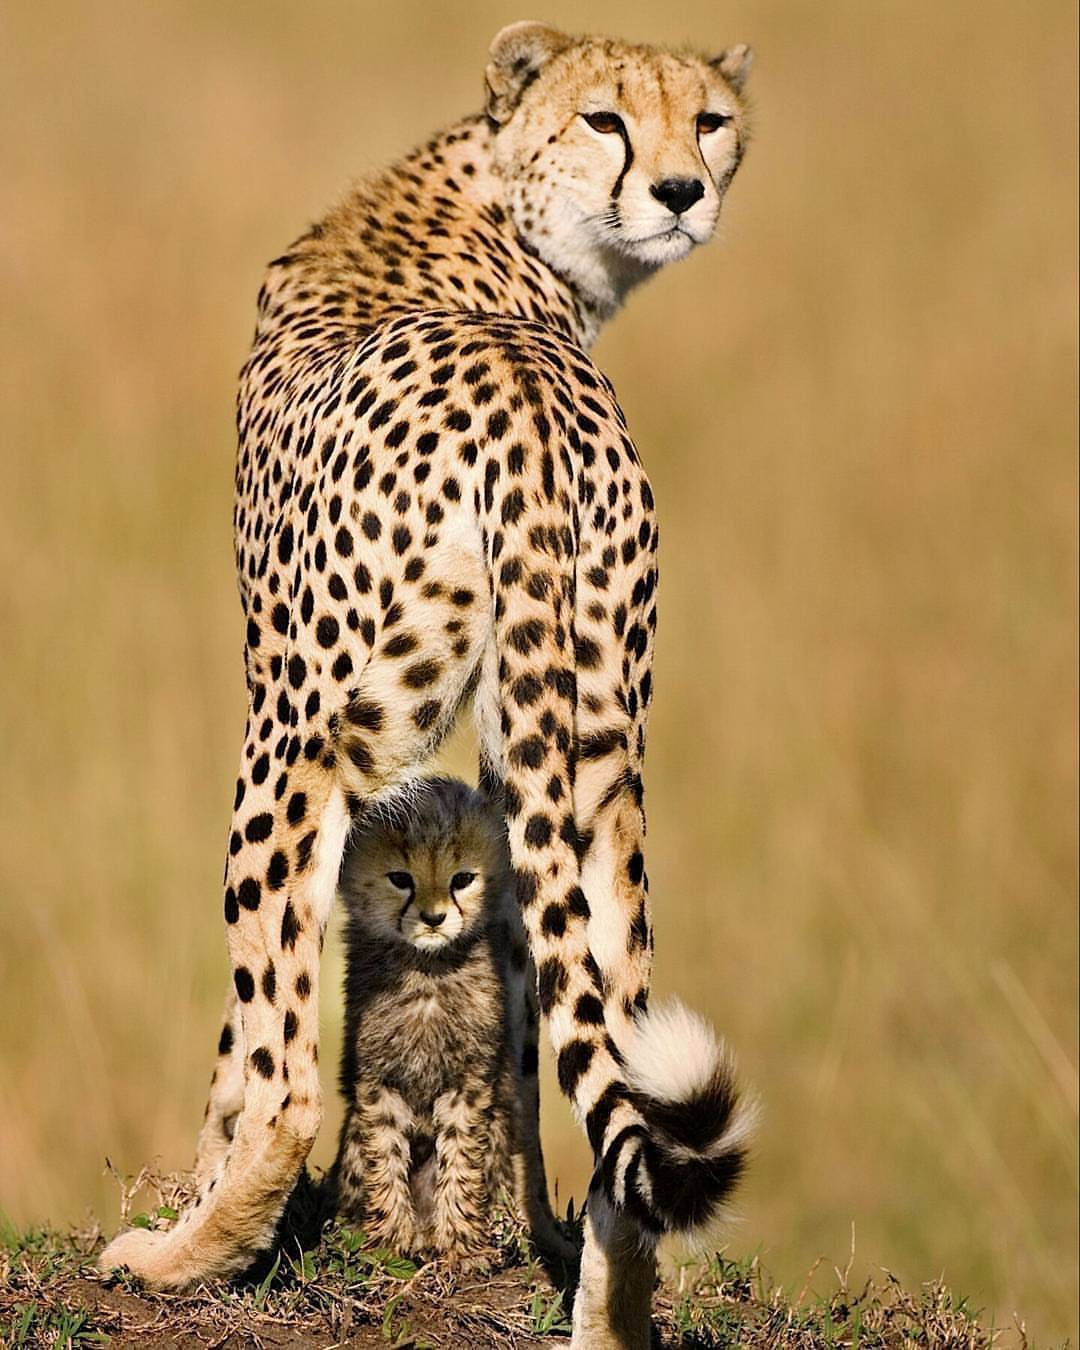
top-left (101, 23), bottom-right (754, 1348)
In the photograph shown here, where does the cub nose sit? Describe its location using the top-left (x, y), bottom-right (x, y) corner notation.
top-left (419, 910), bottom-right (446, 927)
top-left (650, 177), bottom-right (705, 215)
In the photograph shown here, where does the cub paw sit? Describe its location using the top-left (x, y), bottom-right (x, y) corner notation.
top-left (366, 1216), bottom-right (424, 1258)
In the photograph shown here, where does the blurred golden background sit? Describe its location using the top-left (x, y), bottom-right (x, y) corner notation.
top-left (1, 0), bottom-right (1076, 1341)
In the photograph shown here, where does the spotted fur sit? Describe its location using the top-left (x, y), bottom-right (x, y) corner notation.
top-left (100, 22), bottom-right (755, 1347)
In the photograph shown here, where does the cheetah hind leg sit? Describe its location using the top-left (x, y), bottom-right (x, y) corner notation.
top-left (99, 768), bottom-right (351, 1288)
top-left (572, 1189), bottom-right (656, 1350)
top-left (478, 755), bottom-right (578, 1264)
top-left (507, 964), bottom-right (579, 1264)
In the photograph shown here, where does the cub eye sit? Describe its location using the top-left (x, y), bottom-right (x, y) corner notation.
top-left (697, 112), bottom-right (732, 134)
top-left (386, 871), bottom-right (414, 891)
top-left (584, 111), bottom-right (623, 134)
top-left (450, 871), bottom-right (477, 892)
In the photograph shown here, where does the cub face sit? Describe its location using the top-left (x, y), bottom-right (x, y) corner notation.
top-left (340, 779), bottom-right (509, 952)
top-left (487, 22), bottom-right (752, 283)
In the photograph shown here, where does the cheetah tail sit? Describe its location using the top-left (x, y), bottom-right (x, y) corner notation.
top-left (608, 997), bottom-right (757, 1238)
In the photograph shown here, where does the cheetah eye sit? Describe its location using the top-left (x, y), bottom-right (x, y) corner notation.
top-left (450, 871), bottom-right (477, 892)
top-left (583, 111), bottom-right (624, 135)
top-left (386, 871), bottom-right (414, 891)
top-left (697, 112), bottom-right (732, 134)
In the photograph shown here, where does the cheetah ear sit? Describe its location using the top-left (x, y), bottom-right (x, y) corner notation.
top-left (485, 21), bottom-right (573, 125)
top-left (712, 43), bottom-right (753, 94)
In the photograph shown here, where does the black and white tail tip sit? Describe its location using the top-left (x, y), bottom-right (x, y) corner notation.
top-left (601, 999), bottom-right (757, 1238)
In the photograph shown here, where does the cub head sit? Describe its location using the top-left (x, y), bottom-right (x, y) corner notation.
top-left (486, 22), bottom-right (752, 308)
top-left (340, 777), bottom-right (509, 953)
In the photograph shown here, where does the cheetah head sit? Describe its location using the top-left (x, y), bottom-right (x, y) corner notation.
top-left (486, 22), bottom-right (752, 310)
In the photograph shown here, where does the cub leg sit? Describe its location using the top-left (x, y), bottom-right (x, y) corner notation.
top-left (431, 1083), bottom-right (496, 1254)
top-left (346, 1084), bottom-right (421, 1253)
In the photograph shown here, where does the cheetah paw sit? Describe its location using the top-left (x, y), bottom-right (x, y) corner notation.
top-left (98, 1227), bottom-right (201, 1290)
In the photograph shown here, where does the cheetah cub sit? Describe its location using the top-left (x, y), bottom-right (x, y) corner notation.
top-left (331, 777), bottom-right (528, 1256)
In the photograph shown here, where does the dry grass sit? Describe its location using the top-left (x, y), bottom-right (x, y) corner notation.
top-left (0, 1171), bottom-right (1009, 1348)
top-left (0, 0), bottom-right (1076, 1343)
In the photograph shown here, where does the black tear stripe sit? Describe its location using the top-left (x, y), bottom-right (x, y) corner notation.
top-left (611, 124), bottom-right (635, 200)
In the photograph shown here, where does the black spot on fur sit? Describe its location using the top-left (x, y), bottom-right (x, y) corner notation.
top-left (557, 1040), bottom-right (595, 1096)
top-left (346, 699), bottom-right (384, 732)
top-left (267, 850), bottom-right (289, 891)
top-left (245, 813), bottom-right (273, 844)
top-left (404, 658), bottom-right (442, 688)
top-left (296, 831), bottom-right (317, 871)
top-left (566, 885), bottom-right (590, 919)
top-left (280, 901), bottom-right (301, 950)
top-left (580, 727), bottom-right (628, 760)
top-left (385, 632), bottom-right (418, 658)
top-left (537, 956), bottom-right (568, 1013)
top-left (575, 993), bottom-right (605, 1025)
top-left (512, 674), bottom-right (543, 706)
top-left (524, 814), bottom-right (552, 848)
top-left (348, 739), bottom-right (375, 774)
top-left (541, 902), bottom-right (567, 936)
top-left (507, 619), bottom-right (545, 654)
top-left (316, 615), bottom-right (340, 648)
top-left (238, 878), bottom-right (261, 911)
top-left (510, 735), bottom-right (546, 769)
top-left (250, 1047), bottom-right (275, 1079)
top-left (414, 699), bottom-right (442, 730)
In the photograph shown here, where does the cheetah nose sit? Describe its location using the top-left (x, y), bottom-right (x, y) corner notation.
top-left (419, 910), bottom-right (446, 927)
top-left (650, 177), bottom-right (705, 215)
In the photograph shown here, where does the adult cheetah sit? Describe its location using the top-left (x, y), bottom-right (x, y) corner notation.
top-left (101, 22), bottom-right (756, 1349)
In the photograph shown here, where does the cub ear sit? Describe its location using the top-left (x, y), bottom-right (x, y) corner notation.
top-left (485, 20), bottom-right (573, 124)
top-left (712, 43), bottom-right (753, 94)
